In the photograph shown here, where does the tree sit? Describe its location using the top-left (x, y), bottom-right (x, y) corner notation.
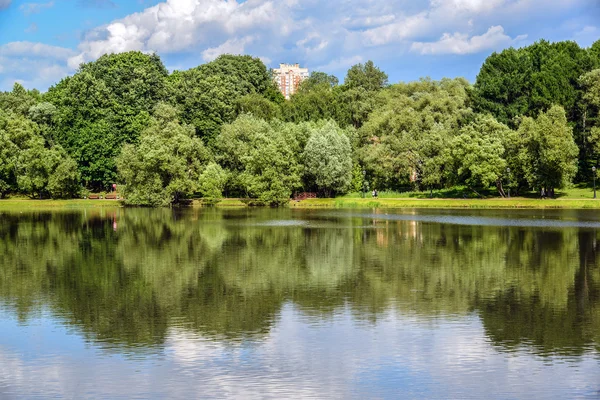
top-left (199, 162), bottom-right (228, 204)
top-left (169, 55), bottom-right (283, 143)
top-left (337, 61), bottom-right (389, 129)
top-left (282, 85), bottom-right (344, 124)
top-left (303, 121), bottom-right (353, 197)
top-left (16, 138), bottom-right (80, 199)
top-left (0, 110), bottom-right (79, 199)
top-left (0, 83), bottom-right (40, 116)
top-left (473, 40), bottom-right (593, 127)
top-left (235, 93), bottom-right (280, 121)
top-left (344, 60), bottom-right (388, 91)
top-left (517, 106), bottom-right (579, 195)
top-left (299, 71), bottom-right (339, 91)
top-left (216, 114), bottom-right (301, 205)
top-left (117, 103), bottom-right (211, 206)
top-left (580, 69), bottom-right (600, 166)
top-left (359, 78), bottom-right (472, 190)
top-left (46, 51), bottom-right (168, 190)
top-left (28, 102), bottom-right (57, 128)
top-left (449, 115), bottom-right (510, 195)
top-left (0, 128), bottom-right (18, 197)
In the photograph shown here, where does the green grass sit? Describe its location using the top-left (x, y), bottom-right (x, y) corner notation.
top-left (4, 184), bottom-right (600, 211)
top-left (0, 198), bottom-right (122, 211)
top-left (341, 186), bottom-right (494, 199)
top-left (192, 199), bottom-right (248, 208)
top-left (341, 184), bottom-right (600, 200)
top-left (291, 197), bottom-right (600, 209)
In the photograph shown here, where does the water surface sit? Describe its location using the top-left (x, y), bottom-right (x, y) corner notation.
top-left (0, 208), bottom-right (599, 399)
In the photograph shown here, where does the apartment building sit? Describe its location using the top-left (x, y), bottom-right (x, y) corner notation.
top-left (273, 63), bottom-right (309, 99)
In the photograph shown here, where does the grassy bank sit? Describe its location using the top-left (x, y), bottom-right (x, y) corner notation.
top-left (4, 194), bottom-right (600, 211)
top-left (290, 197), bottom-right (600, 209)
top-left (0, 198), bottom-right (122, 211)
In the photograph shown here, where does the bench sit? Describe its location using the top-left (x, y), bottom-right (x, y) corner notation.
top-left (105, 194), bottom-right (118, 200)
top-left (294, 192), bottom-right (317, 201)
top-left (87, 194), bottom-right (102, 199)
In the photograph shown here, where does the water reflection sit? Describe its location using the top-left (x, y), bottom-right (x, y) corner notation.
top-left (0, 208), bottom-right (599, 398)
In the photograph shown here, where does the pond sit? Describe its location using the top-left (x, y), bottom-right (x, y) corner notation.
top-left (0, 207), bottom-right (599, 399)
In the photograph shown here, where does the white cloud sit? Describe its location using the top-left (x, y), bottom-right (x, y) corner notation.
top-left (1, 0), bottom-right (592, 90)
top-left (342, 14), bottom-right (396, 30)
top-left (70, 0), bottom-right (277, 69)
top-left (316, 55), bottom-right (363, 72)
top-left (361, 13), bottom-right (431, 46)
top-left (411, 25), bottom-right (527, 55)
top-left (0, 41), bottom-right (76, 60)
top-left (430, 0), bottom-right (507, 14)
top-left (202, 36), bottom-right (254, 62)
top-left (20, 1), bottom-right (54, 15)
top-left (0, 42), bottom-right (75, 90)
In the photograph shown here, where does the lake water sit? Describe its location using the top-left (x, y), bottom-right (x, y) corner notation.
top-left (0, 207), bottom-right (599, 399)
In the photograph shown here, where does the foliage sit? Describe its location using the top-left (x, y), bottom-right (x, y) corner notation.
top-left (472, 40), bottom-right (596, 126)
top-left (235, 93), bottom-right (280, 121)
top-left (344, 60), bottom-right (388, 91)
top-left (199, 162), bottom-right (228, 203)
top-left (358, 78), bottom-right (472, 190)
top-left (303, 121), bottom-right (353, 196)
top-left (46, 51), bottom-right (168, 190)
top-left (516, 105), bottom-right (579, 192)
top-left (216, 114), bottom-right (301, 205)
top-left (168, 55), bottom-right (282, 143)
top-left (449, 115), bottom-right (510, 192)
top-left (0, 110), bottom-right (79, 198)
top-left (0, 41), bottom-right (599, 205)
top-left (116, 103), bottom-right (211, 206)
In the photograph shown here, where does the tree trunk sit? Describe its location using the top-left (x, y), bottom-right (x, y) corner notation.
top-left (496, 180), bottom-right (506, 198)
top-left (469, 187), bottom-right (483, 198)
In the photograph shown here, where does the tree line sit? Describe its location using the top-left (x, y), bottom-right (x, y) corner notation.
top-left (0, 39), bottom-right (599, 205)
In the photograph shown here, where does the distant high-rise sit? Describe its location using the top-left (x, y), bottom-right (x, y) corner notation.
top-left (273, 63), bottom-right (309, 99)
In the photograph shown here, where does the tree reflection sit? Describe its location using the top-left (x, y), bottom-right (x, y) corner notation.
top-left (0, 208), bottom-right (598, 355)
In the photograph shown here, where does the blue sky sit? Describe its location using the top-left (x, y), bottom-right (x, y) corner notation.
top-left (0, 0), bottom-right (598, 91)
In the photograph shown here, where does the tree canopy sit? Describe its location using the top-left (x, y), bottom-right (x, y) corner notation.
top-left (0, 39), bottom-right (598, 204)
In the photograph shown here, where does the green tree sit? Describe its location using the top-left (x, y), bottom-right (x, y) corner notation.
top-left (0, 83), bottom-right (40, 116)
top-left (216, 114), bottom-right (301, 205)
top-left (517, 105), bottom-right (579, 195)
top-left (449, 115), bottom-right (510, 195)
top-left (46, 51), bottom-right (168, 190)
top-left (117, 103), bottom-right (211, 206)
top-left (473, 40), bottom-right (593, 127)
top-left (299, 71), bottom-right (339, 91)
top-left (169, 55), bottom-right (283, 143)
top-left (235, 93), bottom-right (280, 121)
top-left (580, 69), bottom-right (600, 166)
top-left (199, 162), bottom-right (228, 203)
top-left (344, 60), bottom-right (388, 91)
top-left (359, 78), bottom-right (472, 190)
top-left (303, 121), bottom-right (353, 196)
top-left (16, 138), bottom-right (79, 199)
top-left (0, 110), bottom-right (79, 198)
top-left (337, 61), bottom-right (389, 129)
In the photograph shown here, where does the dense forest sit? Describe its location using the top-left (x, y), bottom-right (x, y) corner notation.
top-left (0, 39), bottom-right (599, 206)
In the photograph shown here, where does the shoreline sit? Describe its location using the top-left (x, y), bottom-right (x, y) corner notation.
top-left (290, 198), bottom-right (600, 209)
top-left (2, 197), bottom-right (600, 210)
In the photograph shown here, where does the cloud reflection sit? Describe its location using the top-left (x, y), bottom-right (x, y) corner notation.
top-left (0, 303), bottom-right (598, 399)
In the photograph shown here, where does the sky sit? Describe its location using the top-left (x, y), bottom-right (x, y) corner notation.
top-left (0, 0), bottom-right (599, 91)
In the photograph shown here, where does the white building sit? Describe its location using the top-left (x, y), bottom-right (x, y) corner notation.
top-left (273, 63), bottom-right (309, 99)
